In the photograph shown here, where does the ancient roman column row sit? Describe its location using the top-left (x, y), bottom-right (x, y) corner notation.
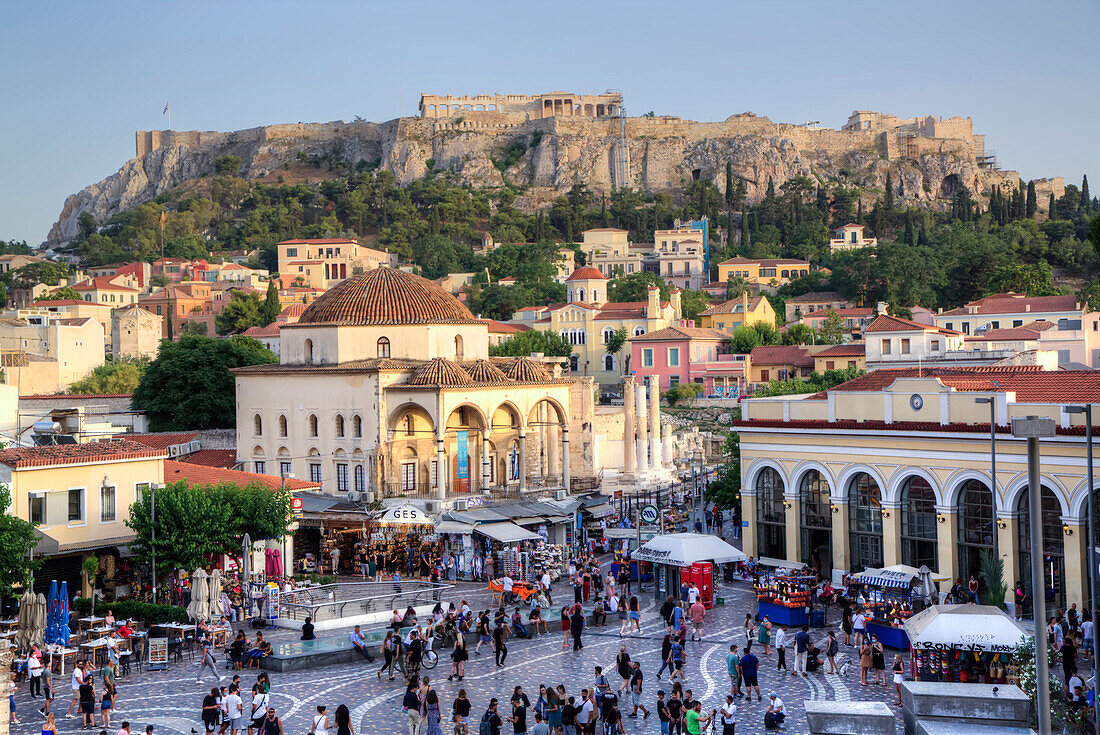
top-left (622, 376), bottom-right (672, 475)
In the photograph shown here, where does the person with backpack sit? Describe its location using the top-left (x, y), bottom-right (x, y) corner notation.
top-left (479, 699), bottom-right (502, 735)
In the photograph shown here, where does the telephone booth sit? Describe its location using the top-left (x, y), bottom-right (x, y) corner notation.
top-left (680, 561), bottom-right (714, 608)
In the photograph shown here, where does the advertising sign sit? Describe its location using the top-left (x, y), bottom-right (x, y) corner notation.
top-left (267, 585), bottom-right (280, 621)
top-left (147, 637), bottom-right (168, 670)
top-left (639, 504), bottom-right (659, 525)
top-left (456, 431), bottom-right (469, 479)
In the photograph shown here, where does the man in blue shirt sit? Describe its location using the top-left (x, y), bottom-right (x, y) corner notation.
top-left (725, 644), bottom-right (742, 698)
top-left (739, 644), bottom-right (760, 701)
top-left (668, 640), bottom-right (685, 683)
top-left (350, 625), bottom-right (374, 662)
top-left (794, 625), bottom-right (811, 677)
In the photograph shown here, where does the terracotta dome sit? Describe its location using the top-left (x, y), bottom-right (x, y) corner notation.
top-left (279, 303), bottom-right (308, 317)
top-left (502, 357), bottom-right (551, 382)
top-left (407, 358), bottom-right (474, 387)
top-left (566, 267), bottom-right (607, 282)
top-left (297, 268), bottom-right (479, 326)
top-left (465, 360), bottom-right (513, 385)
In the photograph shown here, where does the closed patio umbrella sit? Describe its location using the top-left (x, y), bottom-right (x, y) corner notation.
top-left (241, 534), bottom-right (252, 619)
top-left (45, 580), bottom-right (58, 646)
top-left (58, 581), bottom-right (71, 645)
top-left (208, 569), bottom-right (224, 619)
top-left (187, 569), bottom-right (208, 622)
top-left (32, 593), bottom-right (47, 648)
top-left (15, 590), bottom-right (34, 650)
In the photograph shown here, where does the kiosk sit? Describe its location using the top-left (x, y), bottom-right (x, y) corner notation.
top-left (904, 604), bottom-right (1029, 684)
top-left (754, 568), bottom-right (814, 626)
top-left (852, 565), bottom-right (946, 649)
top-left (633, 533), bottom-right (745, 603)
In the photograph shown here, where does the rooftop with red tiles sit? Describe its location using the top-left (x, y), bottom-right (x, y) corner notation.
top-left (0, 440), bottom-right (165, 469)
top-left (164, 460), bottom-right (320, 491)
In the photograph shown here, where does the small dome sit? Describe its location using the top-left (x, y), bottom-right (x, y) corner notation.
top-left (502, 357), bottom-right (550, 382)
top-left (465, 360), bottom-right (513, 385)
top-left (280, 303), bottom-right (307, 318)
top-left (407, 358), bottom-right (473, 387)
top-left (298, 268), bottom-right (479, 326)
top-left (566, 267), bottom-right (607, 282)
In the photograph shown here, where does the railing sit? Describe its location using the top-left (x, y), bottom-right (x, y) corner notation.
top-left (276, 581), bottom-right (454, 623)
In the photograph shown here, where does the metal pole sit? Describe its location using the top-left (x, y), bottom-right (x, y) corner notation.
top-left (151, 485), bottom-right (157, 605)
top-left (990, 400), bottom-right (998, 565)
top-left (1027, 435), bottom-right (1052, 735)
top-left (1086, 407), bottom-right (1099, 735)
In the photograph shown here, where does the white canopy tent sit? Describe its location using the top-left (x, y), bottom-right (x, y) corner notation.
top-left (632, 533), bottom-right (747, 568)
top-left (855, 564), bottom-right (950, 589)
top-left (474, 522), bottom-right (541, 544)
top-left (903, 604), bottom-right (1030, 653)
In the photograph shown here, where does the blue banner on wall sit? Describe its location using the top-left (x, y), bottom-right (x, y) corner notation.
top-left (456, 430), bottom-right (469, 479)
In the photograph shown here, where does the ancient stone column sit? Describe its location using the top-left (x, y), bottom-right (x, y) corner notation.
top-left (562, 425), bottom-right (571, 493)
top-left (622, 378), bottom-right (636, 478)
top-left (481, 429), bottom-right (492, 492)
top-left (662, 424), bottom-right (673, 467)
top-left (519, 431), bottom-right (528, 491)
top-left (635, 382), bottom-right (649, 473)
top-left (436, 435), bottom-right (447, 501)
top-left (649, 376), bottom-right (662, 469)
top-left (547, 409), bottom-right (560, 480)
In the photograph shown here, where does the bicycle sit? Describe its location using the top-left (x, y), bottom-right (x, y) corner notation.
top-left (422, 649), bottom-right (438, 669)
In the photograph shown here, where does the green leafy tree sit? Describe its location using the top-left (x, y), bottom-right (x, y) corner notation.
top-left (67, 358), bottom-right (148, 395)
top-left (705, 432), bottom-right (741, 510)
top-left (726, 275), bottom-right (749, 299)
top-left (1013, 635), bottom-right (1086, 733)
top-left (753, 366), bottom-right (864, 397)
top-left (730, 325), bottom-right (762, 354)
top-left (607, 272), bottom-right (670, 302)
top-left (261, 279), bottom-right (281, 325)
top-left (215, 291), bottom-right (265, 335)
top-left (489, 329), bottom-right (572, 358)
top-left (780, 324), bottom-right (817, 345)
top-left (37, 286), bottom-right (81, 301)
top-left (0, 485), bottom-right (39, 596)
top-left (817, 310), bottom-right (846, 344)
top-left (605, 327), bottom-right (628, 361)
top-left (214, 155), bottom-right (242, 176)
top-left (7, 261), bottom-right (69, 290)
top-left (679, 289), bottom-right (712, 324)
top-left (986, 261), bottom-right (1062, 297)
top-left (1089, 213), bottom-right (1100, 257)
top-left (78, 211), bottom-right (97, 240)
top-left (131, 335), bottom-right (276, 431)
top-left (750, 320), bottom-right (778, 345)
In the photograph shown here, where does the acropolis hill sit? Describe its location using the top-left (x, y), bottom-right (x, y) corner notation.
top-left (49, 92), bottom-right (1059, 244)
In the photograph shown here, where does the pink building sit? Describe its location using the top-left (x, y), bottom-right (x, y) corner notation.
top-left (628, 325), bottom-right (746, 399)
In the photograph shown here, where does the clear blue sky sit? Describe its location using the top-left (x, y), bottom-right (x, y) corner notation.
top-left (2, 0), bottom-right (1097, 244)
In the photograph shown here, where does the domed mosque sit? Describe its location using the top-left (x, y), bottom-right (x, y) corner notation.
top-left (232, 267), bottom-right (595, 503)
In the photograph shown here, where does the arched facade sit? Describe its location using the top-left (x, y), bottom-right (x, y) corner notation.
top-left (756, 467), bottom-right (786, 560)
top-left (798, 469), bottom-right (832, 577)
top-left (956, 478), bottom-right (994, 584)
top-left (847, 472), bottom-right (884, 572)
top-left (1017, 485), bottom-right (1066, 613)
top-left (899, 475), bottom-right (938, 570)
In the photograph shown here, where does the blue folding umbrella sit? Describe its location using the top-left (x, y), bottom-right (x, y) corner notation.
top-left (45, 580), bottom-right (59, 646)
top-left (58, 581), bottom-right (71, 645)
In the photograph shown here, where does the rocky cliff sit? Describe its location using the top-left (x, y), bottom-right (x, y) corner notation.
top-left (49, 113), bottom-right (1012, 244)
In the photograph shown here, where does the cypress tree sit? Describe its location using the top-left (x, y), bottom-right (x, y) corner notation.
top-left (918, 224), bottom-right (930, 248)
top-left (856, 198), bottom-right (863, 224)
top-left (725, 161), bottom-right (734, 208)
top-left (1026, 181), bottom-right (1037, 219)
top-left (740, 208), bottom-right (749, 250)
top-left (765, 178), bottom-right (775, 199)
top-left (261, 279), bottom-right (281, 326)
top-left (1049, 193), bottom-right (1057, 218)
top-left (904, 215), bottom-right (915, 247)
top-left (883, 171), bottom-right (895, 213)
top-left (1083, 175), bottom-right (1091, 210)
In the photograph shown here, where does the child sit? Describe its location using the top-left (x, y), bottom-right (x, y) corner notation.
top-left (8, 680), bottom-right (18, 723)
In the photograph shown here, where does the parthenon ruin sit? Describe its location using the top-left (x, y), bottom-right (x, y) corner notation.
top-left (419, 91), bottom-right (623, 119)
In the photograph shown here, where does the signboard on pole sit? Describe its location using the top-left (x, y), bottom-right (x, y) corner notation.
top-left (147, 637), bottom-right (168, 670)
top-left (640, 504), bottom-right (659, 525)
top-left (267, 585), bottom-right (280, 621)
top-left (456, 431), bottom-right (469, 480)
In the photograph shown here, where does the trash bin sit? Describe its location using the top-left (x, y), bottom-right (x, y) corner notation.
top-left (809, 610), bottom-right (825, 628)
top-left (716, 597), bottom-right (725, 605)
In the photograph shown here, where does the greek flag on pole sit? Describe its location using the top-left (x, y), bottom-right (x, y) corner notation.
top-left (163, 102), bottom-right (170, 115)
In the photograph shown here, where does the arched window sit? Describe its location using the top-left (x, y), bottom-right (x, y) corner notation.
top-left (335, 415), bottom-right (345, 437)
top-left (278, 415), bottom-right (287, 437)
top-left (568, 287), bottom-right (574, 302)
top-left (569, 355), bottom-right (579, 372)
top-left (592, 289), bottom-right (599, 302)
top-left (603, 355), bottom-right (615, 372)
top-left (957, 479), bottom-right (994, 584)
top-left (377, 337), bottom-right (390, 358)
top-left (799, 470), bottom-right (831, 572)
top-left (634, 327), bottom-right (645, 336)
top-left (755, 467), bottom-right (786, 559)
top-left (1017, 486), bottom-right (1065, 614)
top-left (900, 476), bottom-right (938, 570)
top-left (602, 328), bottom-right (614, 344)
top-left (354, 464), bottom-right (365, 493)
top-left (304, 338), bottom-right (314, 363)
top-left (308, 414), bottom-right (318, 437)
top-left (253, 414), bottom-right (262, 436)
top-left (848, 472), bottom-right (883, 573)
top-left (455, 335), bottom-right (464, 360)
top-left (405, 414), bottom-right (415, 437)
top-left (352, 415), bottom-right (362, 438)
top-left (578, 288), bottom-right (586, 302)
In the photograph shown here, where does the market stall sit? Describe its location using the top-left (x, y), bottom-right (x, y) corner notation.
top-left (853, 565), bottom-right (948, 649)
top-left (904, 604), bottom-right (1029, 684)
top-left (753, 568), bottom-right (815, 626)
top-left (633, 533), bottom-right (746, 603)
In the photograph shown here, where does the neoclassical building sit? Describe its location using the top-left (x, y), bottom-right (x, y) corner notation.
top-left (736, 366), bottom-right (1100, 609)
top-left (233, 269), bottom-right (595, 504)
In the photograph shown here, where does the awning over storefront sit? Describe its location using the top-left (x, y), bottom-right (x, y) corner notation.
top-left (904, 604), bottom-right (1030, 653)
top-left (436, 520), bottom-right (476, 535)
top-left (474, 522), bottom-right (542, 544)
top-left (375, 504), bottom-right (435, 526)
top-left (33, 530), bottom-right (135, 556)
top-left (854, 567), bottom-right (917, 589)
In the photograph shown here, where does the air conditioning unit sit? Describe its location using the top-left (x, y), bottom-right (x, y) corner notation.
top-left (453, 499), bottom-right (468, 511)
top-left (555, 490), bottom-right (567, 501)
top-left (423, 500), bottom-right (440, 514)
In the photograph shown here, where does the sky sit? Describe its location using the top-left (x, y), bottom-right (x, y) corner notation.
top-left (1, 0), bottom-right (1097, 245)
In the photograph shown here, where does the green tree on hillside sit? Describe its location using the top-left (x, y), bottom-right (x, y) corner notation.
top-left (37, 286), bottom-right (81, 302)
top-left (0, 486), bottom-right (39, 596)
top-left (607, 272), bottom-right (669, 302)
top-left (215, 291), bottom-right (265, 335)
top-left (67, 358), bottom-right (148, 395)
top-left (488, 329), bottom-right (572, 358)
top-left (261, 279), bottom-right (281, 325)
top-left (131, 334), bottom-right (276, 431)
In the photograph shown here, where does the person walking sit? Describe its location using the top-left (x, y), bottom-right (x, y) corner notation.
top-left (628, 662), bottom-right (650, 719)
top-left (1062, 635), bottom-right (1078, 683)
top-left (892, 655), bottom-right (905, 704)
top-left (793, 625), bottom-right (811, 677)
top-left (423, 690), bottom-right (444, 735)
top-left (493, 621), bottom-right (508, 667)
top-left (667, 637), bottom-right (685, 682)
top-left (198, 633), bottom-right (226, 684)
top-left (825, 631), bottom-right (839, 674)
top-left (248, 684), bottom-right (270, 735)
top-left (656, 635), bottom-right (673, 681)
top-left (37, 668), bottom-right (54, 718)
top-left (403, 677), bottom-right (423, 735)
top-left (311, 706), bottom-right (330, 735)
top-left (334, 704), bottom-right (353, 735)
top-left (852, 609), bottom-right (866, 647)
top-left (65, 659), bottom-right (86, 718)
top-left (78, 674), bottom-right (96, 730)
top-left (743, 614), bottom-right (755, 645)
top-left (614, 648), bottom-right (632, 694)
top-left (773, 625), bottom-right (787, 671)
top-left (448, 632), bottom-right (468, 681)
top-left (203, 688), bottom-right (222, 735)
top-left (28, 648), bottom-right (43, 698)
top-left (378, 631), bottom-right (397, 680)
top-left (224, 686), bottom-right (244, 735)
top-left (725, 645), bottom-right (742, 698)
top-left (570, 605), bottom-right (585, 652)
top-left (739, 644), bottom-right (761, 702)
top-left (688, 598), bottom-right (705, 642)
top-left (259, 707), bottom-right (283, 735)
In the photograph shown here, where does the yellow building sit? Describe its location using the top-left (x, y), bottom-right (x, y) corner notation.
top-left (276, 238), bottom-right (394, 289)
top-left (717, 257), bottom-right (818, 294)
top-left (698, 293), bottom-right (776, 333)
top-left (509, 267), bottom-right (684, 384)
top-left (0, 440), bottom-right (166, 596)
top-left (736, 365), bottom-right (1100, 610)
top-left (811, 343), bottom-right (866, 373)
top-left (233, 267), bottom-right (599, 501)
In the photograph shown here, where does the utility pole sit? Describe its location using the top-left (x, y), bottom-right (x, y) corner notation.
top-left (1066, 404), bottom-right (1098, 735)
top-left (1012, 416), bottom-right (1055, 735)
top-left (150, 483), bottom-right (165, 604)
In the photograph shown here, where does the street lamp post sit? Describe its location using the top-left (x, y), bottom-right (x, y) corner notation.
top-left (975, 397), bottom-right (999, 565)
top-left (149, 482), bottom-right (165, 604)
top-left (1011, 416), bottom-right (1055, 735)
top-left (1065, 404), bottom-right (1099, 735)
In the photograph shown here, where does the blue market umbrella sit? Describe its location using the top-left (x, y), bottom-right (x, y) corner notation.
top-left (45, 580), bottom-right (59, 645)
top-left (58, 581), bottom-right (71, 645)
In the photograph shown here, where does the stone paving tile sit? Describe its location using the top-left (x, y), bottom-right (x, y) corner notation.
top-left (12, 573), bottom-right (1057, 735)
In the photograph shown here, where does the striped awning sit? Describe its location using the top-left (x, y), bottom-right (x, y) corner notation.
top-left (855, 567), bottom-right (916, 589)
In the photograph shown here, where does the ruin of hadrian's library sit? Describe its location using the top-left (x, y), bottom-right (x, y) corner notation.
top-left (419, 91), bottom-right (623, 119)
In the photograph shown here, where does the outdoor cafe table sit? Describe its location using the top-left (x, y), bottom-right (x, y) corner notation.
top-left (86, 625), bottom-right (114, 639)
top-left (77, 616), bottom-right (106, 632)
top-left (80, 637), bottom-right (110, 667)
top-left (47, 646), bottom-right (77, 675)
top-left (208, 626), bottom-right (231, 647)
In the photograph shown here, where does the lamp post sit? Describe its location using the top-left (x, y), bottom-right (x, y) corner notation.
top-left (975, 397), bottom-right (1000, 568)
top-left (1065, 403), bottom-right (1098, 735)
top-left (149, 482), bottom-right (165, 604)
top-left (1011, 415), bottom-right (1055, 735)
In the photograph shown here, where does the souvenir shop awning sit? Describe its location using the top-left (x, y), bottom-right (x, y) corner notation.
top-left (903, 604), bottom-right (1030, 653)
top-left (436, 520), bottom-right (476, 535)
top-left (474, 522), bottom-right (542, 544)
top-left (632, 533), bottom-right (747, 567)
top-left (375, 504), bottom-right (435, 526)
top-left (856, 564), bottom-right (951, 588)
top-left (583, 503), bottom-right (615, 518)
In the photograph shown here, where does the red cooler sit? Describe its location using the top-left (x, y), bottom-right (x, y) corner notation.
top-left (679, 562), bottom-right (714, 608)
